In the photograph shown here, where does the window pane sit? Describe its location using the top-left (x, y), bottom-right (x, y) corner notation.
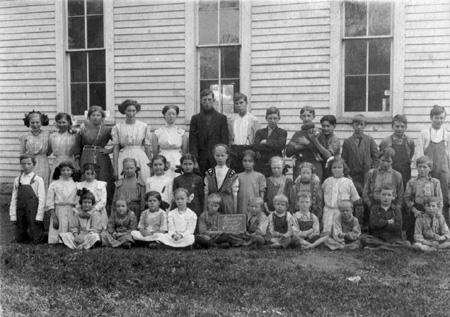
top-left (70, 52), bottom-right (87, 83)
top-left (199, 0), bottom-right (218, 44)
top-left (87, 0), bottom-right (103, 15)
top-left (68, 17), bottom-right (85, 49)
top-left (222, 80), bottom-right (239, 115)
top-left (71, 83), bottom-right (87, 115)
top-left (200, 80), bottom-right (220, 110)
top-left (220, 3), bottom-right (239, 43)
top-left (87, 15), bottom-right (104, 48)
top-left (345, 40), bottom-right (366, 75)
top-left (89, 83), bottom-right (106, 110)
top-left (369, 39), bottom-right (390, 74)
top-left (221, 46), bottom-right (240, 79)
top-left (88, 50), bottom-right (105, 82)
top-left (200, 48), bottom-right (219, 79)
top-left (68, 0), bottom-right (84, 17)
top-left (345, 76), bottom-right (366, 112)
top-left (369, 1), bottom-right (391, 36)
top-left (368, 75), bottom-right (390, 112)
top-left (345, 1), bottom-right (367, 37)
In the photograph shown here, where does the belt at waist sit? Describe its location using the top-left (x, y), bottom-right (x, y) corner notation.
top-left (123, 145), bottom-right (143, 150)
top-left (83, 145), bottom-right (104, 150)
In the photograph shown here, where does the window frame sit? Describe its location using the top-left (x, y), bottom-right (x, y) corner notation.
top-left (330, 1), bottom-right (405, 123)
top-left (55, 0), bottom-right (114, 121)
top-left (184, 0), bottom-right (251, 123)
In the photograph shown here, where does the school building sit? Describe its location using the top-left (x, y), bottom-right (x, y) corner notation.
top-left (0, 0), bottom-right (449, 188)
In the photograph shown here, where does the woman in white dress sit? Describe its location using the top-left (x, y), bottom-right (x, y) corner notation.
top-left (152, 105), bottom-right (187, 177)
top-left (112, 99), bottom-right (152, 182)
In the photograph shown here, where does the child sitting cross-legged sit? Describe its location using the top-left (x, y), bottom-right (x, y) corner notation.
top-left (292, 192), bottom-right (328, 249)
top-left (361, 185), bottom-right (411, 251)
top-left (324, 200), bottom-right (361, 250)
top-left (265, 194), bottom-right (297, 249)
top-left (412, 196), bottom-right (450, 252)
top-left (101, 199), bottom-right (137, 249)
top-left (59, 189), bottom-right (103, 250)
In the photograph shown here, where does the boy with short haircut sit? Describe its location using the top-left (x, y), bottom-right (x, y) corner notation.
top-left (416, 105), bottom-right (450, 226)
top-left (292, 192), bottom-right (328, 249)
top-left (195, 194), bottom-right (229, 249)
top-left (341, 114), bottom-right (379, 193)
top-left (379, 114), bottom-right (415, 188)
top-left (286, 106), bottom-right (323, 181)
top-left (325, 200), bottom-right (361, 250)
top-left (253, 107), bottom-right (288, 177)
top-left (266, 194), bottom-right (298, 249)
top-left (9, 154), bottom-right (46, 244)
top-left (413, 196), bottom-right (450, 252)
top-left (363, 148), bottom-right (404, 210)
top-left (361, 185), bottom-right (411, 250)
top-left (403, 156), bottom-right (443, 243)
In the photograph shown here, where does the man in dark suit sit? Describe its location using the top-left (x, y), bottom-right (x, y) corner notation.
top-left (253, 107), bottom-right (287, 177)
top-left (189, 89), bottom-right (229, 175)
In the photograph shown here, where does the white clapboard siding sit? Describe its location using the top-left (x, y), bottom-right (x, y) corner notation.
top-left (0, 2), bottom-right (57, 183)
top-left (113, 0), bottom-right (186, 128)
top-left (403, 0), bottom-right (450, 128)
top-left (251, 0), bottom-right (331, 130)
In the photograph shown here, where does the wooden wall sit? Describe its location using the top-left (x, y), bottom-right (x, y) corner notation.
top-left (0, 0), bottom-right (57, 183)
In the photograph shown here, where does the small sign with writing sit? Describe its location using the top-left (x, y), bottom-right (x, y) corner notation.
top-left (218, 214), bottom-right (247, 233)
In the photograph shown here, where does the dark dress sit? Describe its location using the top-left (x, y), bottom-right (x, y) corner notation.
top-left (79, 123), bottom-right (114, 207)
top-left (172, 172), bottom-right (204, 217)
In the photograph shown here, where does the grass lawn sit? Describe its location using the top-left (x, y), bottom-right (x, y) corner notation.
top-left (1, 209), bottom-right (450, 316)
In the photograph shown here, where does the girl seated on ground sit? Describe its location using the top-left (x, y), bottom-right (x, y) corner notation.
top-left (158, 188), bottom-right (197, 248)
top-left (131, 191), bottom-right (168, 246)
top-left (59, 189), bottom-right (103, 250)
top-left (101, 199), bottom-right (137, 249)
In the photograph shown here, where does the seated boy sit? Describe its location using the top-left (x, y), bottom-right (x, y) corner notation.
top-left (228, 197), bottom-right (268, 248)
top-left (292, 192), bottom-right (328, 249)
top-left (195, 194), bottom-right (230, 249)
top-left (325, 200), bottom-right (361, 250)
top-left (265, 194), bottom-right (298, 249)
top-left (9, 154), bottom-right (46, 244)
top-left (413, 196), bottom-right (450, 252)
top-left (361, 185), bottom-right (411, 251)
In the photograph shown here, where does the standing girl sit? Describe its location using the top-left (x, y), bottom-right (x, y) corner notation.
top-left (48, 113), bottom-right (81, 182)
top-left (237, 150), bottom-right (266, 214)
top-left (204, 144), bottom-right (239, 214)
top-left (46, 161), bottom-right (79, 244)
top-left (112, 158), bottom-right (146, 221)
top-left (145, 155), bottom-right (174, 210)
top-left (77, 163), bottom-right (109, 229)
top-left (79, 106), bottom-right (114, 204)
top-left (158, 188), bottom-right (197, 248)
top-left (264, 156), bottom-right (295, 214)
top-left (321, 157), bottom-right (362, 234)
top-left (131, 191), bottom-right (167, 244)
top-left (152, 105), bottom-right (188, 177)
top-left (101, 199), bottom-right (137, 249)
top-left (293, 162), bottom-right (323, 223)
top-left (112, 99), bottom-right (152, 182)
top-left (20, 110), bottom-right (51, 188)
top-left (172, 154), bottom-right (204, 218)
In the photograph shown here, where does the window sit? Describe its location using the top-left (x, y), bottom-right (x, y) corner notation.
top-left (343, 1), bottom-right (393, 114)
top-left (67, 0), bottom-right (105, 115)
top-left (197, 0), bottom-right (240, 114)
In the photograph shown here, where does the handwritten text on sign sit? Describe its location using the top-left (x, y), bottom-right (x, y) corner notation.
top-left (218, 214), bottom-right (247, 233)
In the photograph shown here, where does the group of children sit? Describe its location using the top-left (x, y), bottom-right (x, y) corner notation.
top-left (9, 104), bottom-right (450, 252)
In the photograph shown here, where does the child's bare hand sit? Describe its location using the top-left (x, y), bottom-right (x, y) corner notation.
top-left (412, 207), bottom-right (422, 218)
top-left (338, 233), bottom-right (346, 239)
top-left (295, 137), bottom-right (309, 145)
top-left (437, 235), bottom-right (447, 241)
top-left (52, 218), bottom-right (59, 229)
top-left (387, 219), bottom-right (394, 225)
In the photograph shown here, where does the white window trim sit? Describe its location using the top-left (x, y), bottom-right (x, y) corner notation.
top-left (184, 0), bottom-right (251, 124)
top-left (330, 1), bottom-right (404, 122)
top-left (55, 0), bottom-right (114, 121)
